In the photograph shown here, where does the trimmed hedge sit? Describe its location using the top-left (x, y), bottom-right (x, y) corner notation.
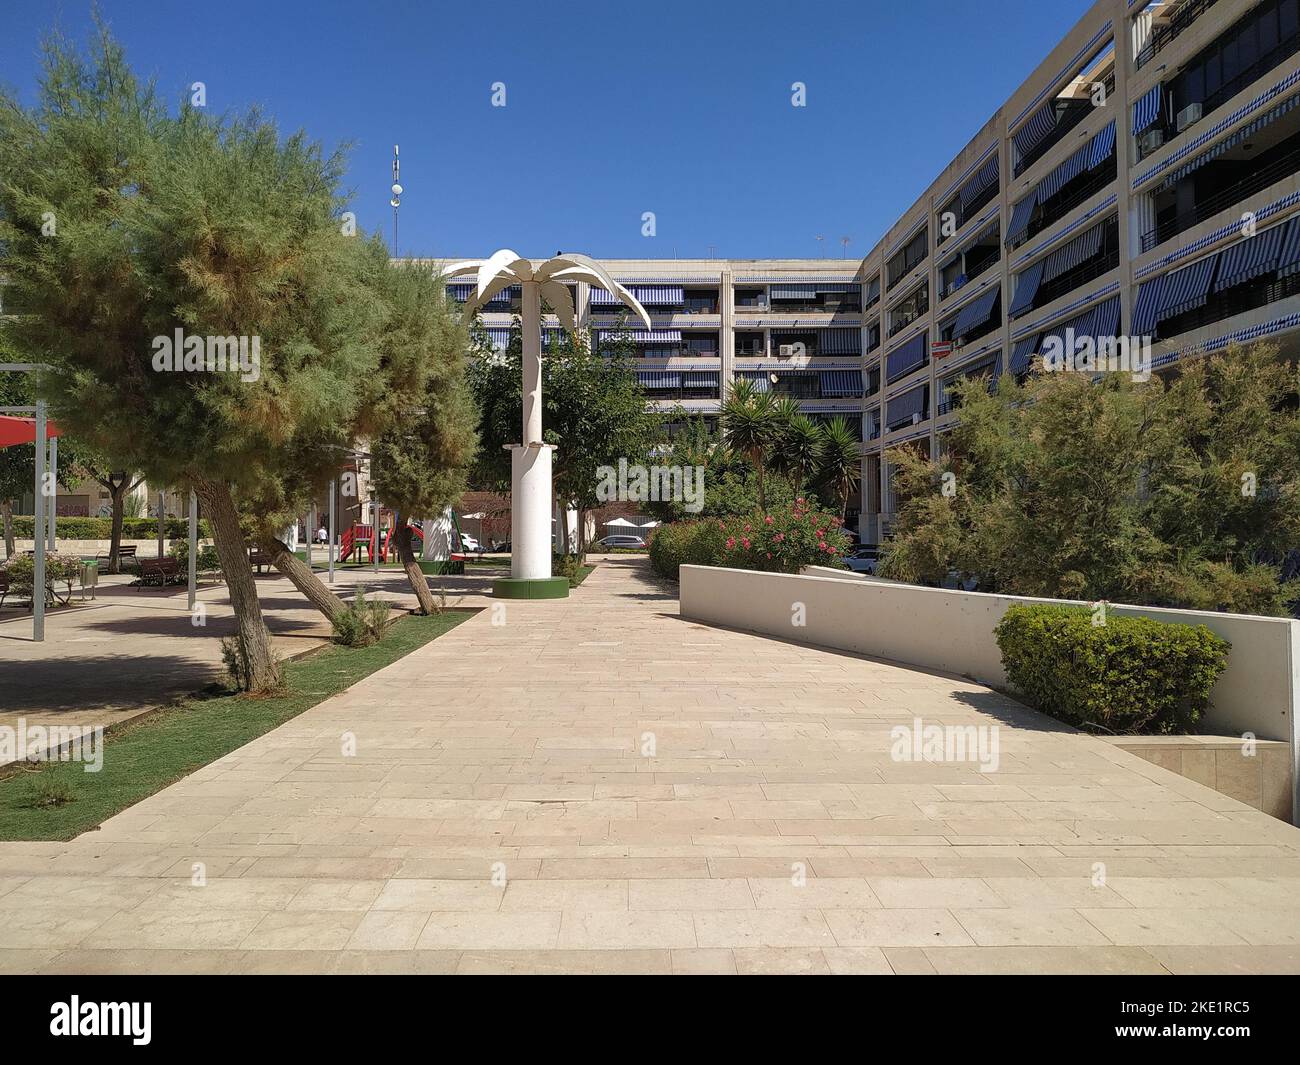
top-left (994, 604), bottom-right (1230, 735)
top-left (648, 520), bottom-right (726, 581)
top-left (4, 516), bottom-right (213, 539)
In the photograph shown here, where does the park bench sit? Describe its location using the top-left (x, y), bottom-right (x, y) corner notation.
top-left (96, 545), bottom-right (140, 572)
top-left (248, 548), bottom-right (275, 573)
top-left (136, 557), bottom-right (183, 587)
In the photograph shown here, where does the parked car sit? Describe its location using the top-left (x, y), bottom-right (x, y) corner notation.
top-left (842, 545), bottom-right (881, 574)
top-left (459, 533), bottom-right (482, 553)
top-left (596, 534), bottom-right (647, 549)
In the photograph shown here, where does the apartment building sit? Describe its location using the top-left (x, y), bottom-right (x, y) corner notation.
top-left (860, 0), bottom-right (1300, 542)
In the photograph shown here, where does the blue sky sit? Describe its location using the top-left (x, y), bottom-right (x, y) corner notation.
top-left (1, 0), bottom-right (1091, 261)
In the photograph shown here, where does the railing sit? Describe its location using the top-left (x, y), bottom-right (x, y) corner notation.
top-left (1014, 78), bottom-right (1113, 177)
top-left (887, 247), bottom-right (928, 289)
top-left (1136, 0), bottom-right (1220, 70)
top-left (888, 302), bottom-right (929, 337)
top-left (936, 399), bottom-right (957, 416)
top-left (1011, 161), bottom-right (1116, 249)
top-left (1182, 33), bottom-right (1300, 138)
top-left (1140, 143), bottom-right (1300, 251)
top-left (1157, 271), bottom-right (1300, 339)
top-left (937, 182), bottom-right (1000, 247)
top-left (939, 251), bottom-right (1000, 301)
top-left (1029, 248), bottom-right (1119, 312)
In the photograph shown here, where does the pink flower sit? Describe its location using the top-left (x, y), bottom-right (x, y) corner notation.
top-left (764, 515), bottom-right (774, 525)
top-left (774, 533), bottom-right (785, 543)
top-left (741, 538), bottom-right (751, 550)
top-left (726, 537), bottom-right (736, 549)
top-left (744, 523), bottom-right (751, 533)
top-left (765, 552), bottom-right (772, 560)
top-left (796, 497), bottom-right (806, 506)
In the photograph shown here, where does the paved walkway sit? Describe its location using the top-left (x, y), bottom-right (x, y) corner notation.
top-left (2, 556), bottom-right (1299, 974)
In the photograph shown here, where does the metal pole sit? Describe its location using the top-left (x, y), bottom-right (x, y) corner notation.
top-left (372, 496), bottom-right (380, 574)
top-left (327, 480), bottom-right (336, 584)
top-left (33, 401), bottom-right (46, 642)
top-left (47, 435), bottom-right (57, 550)
top-left (187, 490), bottom-right (197, 612)
top-left (307, 503), bottom-right (316, 571)
top-left (157, 490), bottom-right (166, 558)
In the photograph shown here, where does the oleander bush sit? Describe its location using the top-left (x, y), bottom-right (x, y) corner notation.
top-left (648, 519), bottom-right (726, 580)
top-left (994, 604), bottom-right (1230, 734)
top-left (1, 553), bottom-right (83, 601)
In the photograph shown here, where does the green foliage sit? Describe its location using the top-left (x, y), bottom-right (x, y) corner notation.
top-left (1, 552), bottom-right (82, 599)
top-left (5, 516), bottom-right (212, 539)
top-left (552, 554), bottom-right (593, 587)
top-left (168, 538), bottom-right (221, 572)
top-left (25, 777), bottom-right (75, 809)
top-left (994, 605), bottom-right (1230, 735)
top-left (880, 345), bottom-right (1300, 615)
top-left (648, 520), bottom-right (727, 580)
top-left (716, 499), bottom-right (853, 573)
top-left (331, 585), bottom-right (393, 647)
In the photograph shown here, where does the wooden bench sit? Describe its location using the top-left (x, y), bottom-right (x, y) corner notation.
top-left (96, 545), bottom-right (140, 571)
top-left (248, 548), bottom-right (274, 574)
top-left (136, 557), bottom-right (183, 587)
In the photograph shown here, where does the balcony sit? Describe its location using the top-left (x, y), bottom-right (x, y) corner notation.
top-left (1011, 158), bottom-right (1116, 250)
top-left (1141, 141), bottom-right (1300, 252)
top-left (1015, 77), bottom-right (1114, 178)
top-left (1156, 270), bottom-right (1300, 341)
top-left (939, 250), bottom-right (1000, 301)
top-left (1135, 0), bottom-right (1220, 70)
top-left (1031, 249), bottom-right (1119, 312)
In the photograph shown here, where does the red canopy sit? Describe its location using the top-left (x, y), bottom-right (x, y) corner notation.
top-left (0, 415), bottom-right (62, 448)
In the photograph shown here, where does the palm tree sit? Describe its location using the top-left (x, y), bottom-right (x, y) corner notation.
top-left (779, 413), bottom-right (826, 498)
top-left (817, 417), bottom-right (862, 522)
top-left (722, 378), bottom-right (780, 511)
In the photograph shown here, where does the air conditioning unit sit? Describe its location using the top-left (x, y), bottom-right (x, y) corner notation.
top-left (1176, 103), bottom-right (1203, 132)
top-left (1138, 129), bottom-right (1165, 154)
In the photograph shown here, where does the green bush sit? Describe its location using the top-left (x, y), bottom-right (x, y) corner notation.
top-left (6, 516), bottom-right (213, 539)
top-left (331, 585), bottom-right (393, 648)
top-left (994, 604), bottom-right (1230, 734)
top-left (168, 538), bottom-right (222, 573)
top-left (1, 552), bottom-right (83, 601)
top-left (552, 554), bottom-right (591, 588)
top-left (716, 499), bottom-right (852, 573)
top-left (648, 520), bottom-right (726, 580)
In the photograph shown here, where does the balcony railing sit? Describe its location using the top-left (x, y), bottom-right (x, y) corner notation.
top-left (1140, 143), bottom-right (1300, 251)
top-left (1030, 248), bottom-right (1119, 312)
top-left (1157, 270), bottom-right (1300, 340)
top-left (939, 251), bottom-right (1000, 301)
top-left (1011, 160), bottom-right (1116, 249)
top-left (1014, 76), bottom-right (1114, 177)
top-left (1136, 0), bottom-right (1220, 70)
top-left (888, 302), bottom-right (929, 337)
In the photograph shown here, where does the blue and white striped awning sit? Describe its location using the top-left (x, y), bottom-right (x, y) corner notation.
top-left (1012, 101), bottom-right (1058, 159)
top-left (887, 385), bottom-right (929, 426)
top-left (886, 331), bottom-right (929, 382)
top-left (1037, 295), bottom-right (1121, 358)
top-left (1009, 334), bottom-right (1040, 376)
top-left (818, 329), bottom-right (862, 355)
top-left (737, 370), bottom-right (772, 393)
top-left (864, 276), bottom-right (881, 304)
top-left (1042, 219), bottom-right (1107, 282)
top-left (682, 370), bottom-right (720, 387)
top-left (1158, 254), bottom-right (1220, 321)
top-left (1006, 188), bottom-right (1040, 245)
top-left (1130, 275), bottom-right (1166, 336)
top-left (601, 329), bottom-right (683, 344)
top-left (1160, 91), bottom-right (1300, 192)
top-left (485, 327), bottom-right (512, 351)
top-left (637, 370), bottom-right (682, 389)
top-left (1008, 259), bottom-right (1044, 318)
top-left (591, 284), bottom-right (684, 305)
top-left (1036, 122), bottom-right (1115, 202)
top-left (1087, 121), bottom-right (1116, 169)
top-left (1131, 84), bottom-right (1163, 136)
top-left (819, 370), bottom-right (863, 397)
top-left (447, 282), bottom-right (475, 302)
top-left (1213, 222), bottom-right (1289, 292)
top-left (959, 155), bottom-right (1000, 211)
top-left (949, 285), bottom-right (1001, 339)
top-left (1280, 218), bottom-right (1300, 279)
top-left (485, 285), bottom-right (519, 304)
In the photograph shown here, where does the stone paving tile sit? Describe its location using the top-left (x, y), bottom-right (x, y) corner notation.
top-left (1, 555), bottom-right (1298, 973)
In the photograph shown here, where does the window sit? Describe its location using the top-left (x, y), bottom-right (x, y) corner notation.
top-left (886, 229), bottom-right (929, 288)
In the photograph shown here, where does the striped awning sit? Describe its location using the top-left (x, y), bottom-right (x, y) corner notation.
top-left (682, 370), bottom-right (719, 387)
top-left (1087, 121), bottom-right (1117, 169)
top-left (1009, 334), bottom-right (1040, 376)
top-left (1157, 254), bottom-right (1220, 321)
top-left (1212, 222), bottom-right (1289, 292)
top-left (1037, 143), bottom-right (1090, 202)
top-left (1130, 275), bottom-right (1166, 336)
top-left (886, 331), bottom-right (929, 382)
top-left (637, 371), bottom-right (681, 389)
top-left (1008, 259), bottom-right (1045, 318)
top-left (1280, 218), bottom-right (1300, 279)
top-left (818, 329), bottom-right (862, 355)
top-left (887, 385), bottom-right (929, 426)
top-left (949, 285), bottom-right (1001, 339)
top-left (1036, 296), bottom-right (1121, 362)
top-left (737, 370), bottom-right (772, 393)
top-left (1006, 189), bottom-right (1040, 245)
top-left (1132, 84), bottom-right (1163, 135)
top-left (1012, 101), bottom-right (1058, 159)
top-left (770, 284), bottom-right (817, 299)
top-left (447, 282), bottom-right (475, 301)
top-left (1041, 219), bottom-right (1107, 283)
top-left (943, 354), bottom-right (1002, 396)
top-left (819, 370), bottom-right (863, 397)
top-left (1160, 91), bottom-right (1300, 192)
top-left (959, 154), bottom-right (1000, 211)
top-left (485, 327), bottom-right (512, 351)
top-left (865, 276), bottom-right (881, 305)
top-left (602, 329), bottom-right (683, 344)
top-left (591, 284), bottom-right (683, 305)
top-left (485, 285), bottom-right (519, 304)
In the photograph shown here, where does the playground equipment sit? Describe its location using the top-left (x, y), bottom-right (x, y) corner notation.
top-left (334, 514), bottom-right (468, 574)
top-left (337, 523), bottom-right (374, 564)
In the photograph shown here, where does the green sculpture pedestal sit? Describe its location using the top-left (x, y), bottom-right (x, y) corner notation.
top-left (492, 577), bottom-right (569, 600)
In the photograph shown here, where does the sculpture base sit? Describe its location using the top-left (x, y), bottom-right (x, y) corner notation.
top-left (492, 577), bottom-right (569, 600)
top-left (418, 559), bottom-right (465, 576)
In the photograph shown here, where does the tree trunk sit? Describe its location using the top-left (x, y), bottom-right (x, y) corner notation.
top-left (394, 520), bottom-right (437, 615)
top-left (576, 506), bottom-right (587, 558)
top-left (157, 492), bottom-right (166, 558)
top-left (259, 533), bottom-right (347, 625)
top-left (100, 477), bottom-right (129, 574)
top-left (194, 476), bottom-right (280, 692)
top-left (1, 500), bottom-right (13, 560)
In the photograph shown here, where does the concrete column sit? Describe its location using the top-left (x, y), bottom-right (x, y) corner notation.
top-left (509, 443), bottom-right (555, 580)
top-left (522, 280), bottom-right (543, 444)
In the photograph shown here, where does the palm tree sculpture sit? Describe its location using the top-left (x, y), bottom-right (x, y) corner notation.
top-left (439, 251), bottom-right (651, 596)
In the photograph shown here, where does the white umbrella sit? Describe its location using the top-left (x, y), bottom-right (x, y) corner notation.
top-left (637, 520), bottom-right (661, 528)
top-left (605, 517), bottom-right (638, 528)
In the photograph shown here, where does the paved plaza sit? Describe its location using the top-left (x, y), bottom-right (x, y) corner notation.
top-left (1, 556), bottom-right (1299, 974)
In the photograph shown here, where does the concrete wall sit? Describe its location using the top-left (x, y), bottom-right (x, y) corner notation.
top-left (680, 565), bottom-right (1300, 822)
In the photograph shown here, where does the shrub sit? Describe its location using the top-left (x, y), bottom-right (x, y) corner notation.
top-left (994, 604), bottom-right (1230, 735)
top-left (169, 538), bottom-right (222, 573)
top-left (26, 777), bottom-right (76, 808)
top-left (553, 554), bottom-right (591, 588)
top-left (1, 553), bottom-right (83, 601)
top-left (7, 516), bottom-right (213, 539)
top-left (716, 499), bottom-right (852, 574)
top-left (332, 585), bottom-right (393, 647)
top-left (648, 519), bottom-right (726, 580)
